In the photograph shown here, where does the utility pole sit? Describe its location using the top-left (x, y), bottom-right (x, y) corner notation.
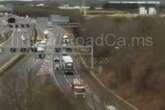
top-left (91, 45), bottom-right (94, 69)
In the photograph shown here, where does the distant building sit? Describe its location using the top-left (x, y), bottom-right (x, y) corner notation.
top-left (103, 1), bottom-right (160, 15)
top-left (139, 6), bottom-right (147, 15)
top-left (148, 7), bottom-right (157, 15)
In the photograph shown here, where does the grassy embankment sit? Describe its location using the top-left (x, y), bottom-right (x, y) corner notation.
top-left (0, 72), bottom-right (76, 110)
top-left (15, 5), bottom-right (81, 17)
top-left (75, 16), bottom-right (165, 110)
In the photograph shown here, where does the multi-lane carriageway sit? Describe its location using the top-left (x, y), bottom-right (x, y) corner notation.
top-left (0, 15), bottom-right (138, 110)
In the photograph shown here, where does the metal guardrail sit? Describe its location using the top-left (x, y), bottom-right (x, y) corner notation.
top-left (0, 25), bottom-right (36, 76)
top-left (61, 23), bottom-right (81, 28)
top-left (0, 54), bottom-right (24, 77)
top-left (0, 31), bottom-right (12, 47)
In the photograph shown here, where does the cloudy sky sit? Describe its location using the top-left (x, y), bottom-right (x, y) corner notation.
top-left (0, 0), bottom-right (164, 1)
top-left (0, 0), bottom-right (33, 1)
top-left (0, 0), bottom-right (164, 4)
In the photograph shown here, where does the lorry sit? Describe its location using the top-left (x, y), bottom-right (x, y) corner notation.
top-left (36, 40), bottom-right (47, 59)
top-left (71, 78), bottom-right (86, 98)
top-left (61, 55), bottom-right (73, 75)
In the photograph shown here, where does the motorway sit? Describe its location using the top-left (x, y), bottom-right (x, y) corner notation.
top-left (0, 15), bottom-right (34, 68)
top-left (35, 20), bottom-right (99, 110)
top-left (0, 14), bottom-right (138, 110)
top-left (42, 21), bottom-right (110, 110)
top-left (44, 20), bottom-right (138, 110)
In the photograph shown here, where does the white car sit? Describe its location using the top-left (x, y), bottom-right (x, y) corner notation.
top-left (21, 34), bottom-right (26, 41)
top-left (106, 105), bottom-right (118, 110)
top-left (40, 39), bottom-right (47, 45)
top-left (62, 37), bottom-right (70, 44)
top-left (18, 28), bottom-right (22, 32)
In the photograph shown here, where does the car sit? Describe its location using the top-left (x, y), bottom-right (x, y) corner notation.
top-left (53, 56), bottom-right (60, 70)
top-left (63, 38), bottom-right (69, 43)
top-left (40, 39), bottom-right (47, 45)
top-left (38, 54), bottom-right (45, 59)
top-left (62, 43), bottom-right (67, 48)
top-left (7, 17), bottom-right (16, 23)
top-left (65, 47), bottom-right (72, 53)
top-left (21, 24), bottom-right (25, 28)
top-left (20, 48), bottom-right (29, 53)
top-left (10, 48), bottom-right (17, 53)
top-left (106, 105), bottom-right (118, 110)
top-left (61, 47), bottom-right (72, 55)
top-left (55, 48), bottom-right (61, 53)
top-left (18, 28), bottom-right (21, 32)
top-left (72, 78), bottom-right (86, 98)
top-left (15, 24), bottom-right (19, 28)
top-left (54, 56), bottom-right (60, 61)
top-left (37, 44), bottom-right (46, 59)
top-left (8, 24), bottom-right (13, 28)
top-left (26, 24), bottom-right (30, 28)
top-left (62, 34), bottom-right (70, 43)
top-left (31, 47), bottom-right (37, 52)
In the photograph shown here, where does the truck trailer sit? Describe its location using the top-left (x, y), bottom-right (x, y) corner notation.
top-left (61, 55), bottom-right (74, 75)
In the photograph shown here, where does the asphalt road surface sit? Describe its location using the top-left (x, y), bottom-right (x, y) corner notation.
top-left (46, 21), bottom-right (137, 110)
top-left (0, 15), bottom-right (34, 68)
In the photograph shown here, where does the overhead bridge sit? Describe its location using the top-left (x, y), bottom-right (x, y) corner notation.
top-left (108, 1), bottom-right (160, 5)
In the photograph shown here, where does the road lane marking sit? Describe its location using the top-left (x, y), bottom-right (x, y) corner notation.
top-left (0, 30), bottom-right (15, 47)
top-left (0, 54), bottom-right (23, 76)
top-left (64, 75), bottom-right (72, 87)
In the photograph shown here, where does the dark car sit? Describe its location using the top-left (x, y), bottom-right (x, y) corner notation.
top-left (10, 48), bottom-right (17, 53)
top-left (15, 24), bottom-right (19, 28)
top-left (20, 48), bottom-right (29, 53)
top-left (26, 24), bottom-right (30, 28)
top-left (7, 17), bottom-right (16, 23)
top-left (38, 53), bottom-right (45, 59)
top-left (21, 24), bottom-right (25, 28)
top-left (55, 48), bottom-right (61, 53)
top-left (31, 47), bottom-right (37, 53)
top-left (8, 24), bottom-right (13, 28)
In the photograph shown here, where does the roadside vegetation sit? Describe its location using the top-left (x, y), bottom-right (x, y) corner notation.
top-left (0, 71), bottom-right (76, 110)
top-left (75, 16), bottom-right (165, 110)
top-left (0, 31), bottom-right (12, 44)
top-left (14, 5), bottom-right (81, 17)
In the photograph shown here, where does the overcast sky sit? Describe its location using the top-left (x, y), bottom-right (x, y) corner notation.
top-left (0, 0), bottom-right (163, 1)
top-left (0, 0), bottom-right (162, 1)
top-left (0, 0), bottom-right (164, 4)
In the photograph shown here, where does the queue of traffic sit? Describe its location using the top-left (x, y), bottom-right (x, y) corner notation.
top-left (53, 34), bottom-right (87, 98)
